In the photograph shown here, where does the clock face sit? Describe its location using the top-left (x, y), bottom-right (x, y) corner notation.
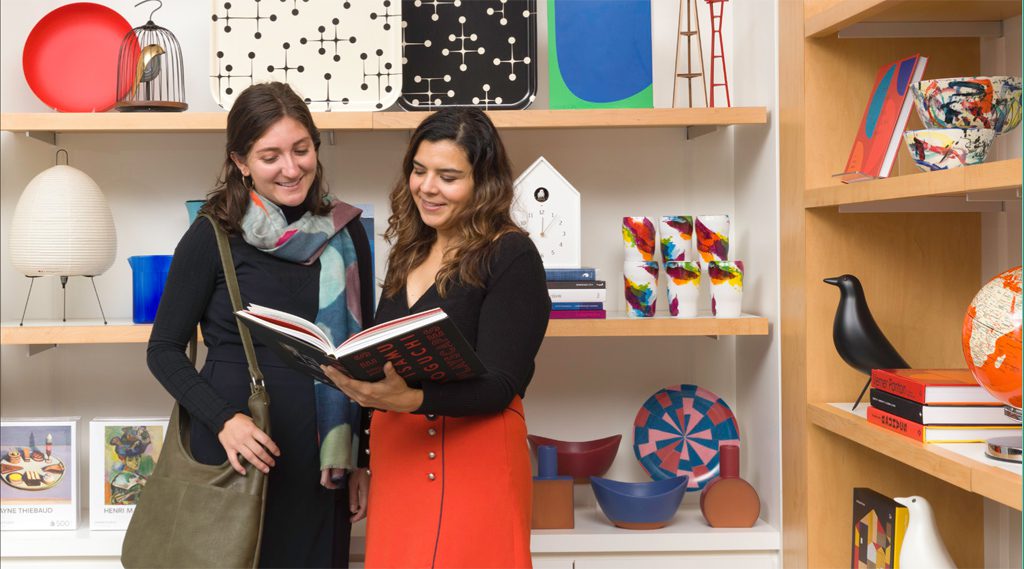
top-left (512, 157), bottom-right (581, 268)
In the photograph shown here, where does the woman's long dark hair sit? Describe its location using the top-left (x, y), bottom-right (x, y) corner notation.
top-left (382, 108), bottom-right (524, 298)
top-left (204, 82), bottom-right (331, 233)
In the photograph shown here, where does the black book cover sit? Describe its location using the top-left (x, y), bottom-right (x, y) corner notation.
top-left (241, 316), bottom-right (487, 387)
top-left (870, 389), bottom-right (924, 423)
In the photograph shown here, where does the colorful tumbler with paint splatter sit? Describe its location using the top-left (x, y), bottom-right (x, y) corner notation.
top-left (709, 260), bottom-right (743, 318)
top-left (622, 216), bottom-right (657, 262)
top-left (624, 261), bottom-right (659, 318)
top-left (695, 215), bottom-right (730, 266)
top-left (659, 215), bottom-right (694, 262)
top-left (665, 260), bottom-right (701, 318)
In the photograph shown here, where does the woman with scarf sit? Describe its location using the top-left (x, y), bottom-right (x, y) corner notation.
top-left (147, 82), bottom-right (372, 568)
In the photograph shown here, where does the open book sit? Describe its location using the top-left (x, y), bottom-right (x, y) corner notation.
top-left (236, 305), bottom-right (486, 385)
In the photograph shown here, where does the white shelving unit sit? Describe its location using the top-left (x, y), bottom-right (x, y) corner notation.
top-left (0, 1), bottom-right (780, 566)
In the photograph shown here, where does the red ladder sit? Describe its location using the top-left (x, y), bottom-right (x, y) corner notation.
top-left (706, 0), bottom-right (731, 107)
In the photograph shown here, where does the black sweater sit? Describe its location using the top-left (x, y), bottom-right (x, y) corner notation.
top-left (376, 232), bottom-right (551, 417)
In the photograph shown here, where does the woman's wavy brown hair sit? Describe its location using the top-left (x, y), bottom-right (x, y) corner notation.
top-left (382, 108), bottom-right (524, 299)
top-left (203, 82), bottom-right (331, 234)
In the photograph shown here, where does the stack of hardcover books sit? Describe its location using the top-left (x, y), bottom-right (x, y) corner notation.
top-left (545, 267), bottom-right (606, 319)
top-left (865, 369), bottom-right (1017, 443)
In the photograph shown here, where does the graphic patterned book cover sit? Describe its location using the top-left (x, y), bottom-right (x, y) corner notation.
top-left (0, 419), bottom-right (78, 530)
top-left (89, 419), bottom-right (169, 530)
top-left (399, 0), bottom-right (537, 110)
top-left (210, 0), bottom-right (402, 111)
top-left (839, 54), bottom-right (927, 182)
top-left (852, 487), bottom-right (909, 569)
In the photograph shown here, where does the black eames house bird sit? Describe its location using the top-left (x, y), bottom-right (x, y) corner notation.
top-left (824, 274), bottom-right (910, 410)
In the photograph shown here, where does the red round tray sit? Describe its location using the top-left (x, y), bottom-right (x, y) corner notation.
top-left (23, 3), bottom-right (134, 112)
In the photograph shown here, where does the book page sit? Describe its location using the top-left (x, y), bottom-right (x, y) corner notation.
top-left (336, 308), bottom-right (447, 357)
top-left (238, 307), bottom-right (332, 352)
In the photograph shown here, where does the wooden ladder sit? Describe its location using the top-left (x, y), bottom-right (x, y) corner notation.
top-left (707, 0), bottom-right (731, 107)
top-left (672, 0), bottom-right (707, 108)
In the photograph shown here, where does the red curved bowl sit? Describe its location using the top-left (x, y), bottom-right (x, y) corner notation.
top-left (527, 434), bottom-right (622, 480)
top-left (23, 3), bottom-right (134, 112)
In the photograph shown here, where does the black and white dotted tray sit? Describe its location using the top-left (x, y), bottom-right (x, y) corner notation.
top-left (399, 0), bottom-right (537, 110)
top-left (210, 0), bottom-right (403, 111)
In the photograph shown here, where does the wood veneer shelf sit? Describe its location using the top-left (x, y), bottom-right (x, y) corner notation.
top-left (546, 313), bottom-right (769, 337)
top-left (803, 158), bottom-right (1023, 208)
top-left (0, 107), bottom-right (768, 135)
top-left (805, 0), bottom-right (1022, 38)
top-left (808, 402), bottom-right (1022, 510)
top-left (2, 314), bottom-right (768, 345)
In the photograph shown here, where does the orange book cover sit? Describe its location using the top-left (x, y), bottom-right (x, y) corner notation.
top-left (870, 369), bottom-right (1001, 406)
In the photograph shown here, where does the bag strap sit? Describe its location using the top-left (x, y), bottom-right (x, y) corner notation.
top-left (188, 213), bottom-right (265, 390)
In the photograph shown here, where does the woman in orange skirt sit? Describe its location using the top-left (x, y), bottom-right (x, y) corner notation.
top-left (323, 107), bottom-right (550, 568)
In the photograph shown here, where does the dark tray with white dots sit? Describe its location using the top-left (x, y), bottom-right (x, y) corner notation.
top-left (210, 0), bottom-right (403, 111)
top-left (398, 0), bottom-right (536, 111)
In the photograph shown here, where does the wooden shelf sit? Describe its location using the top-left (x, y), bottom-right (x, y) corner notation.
top-left (2, 313), bottom-right (769, 346)
top-left (808, 402), bottom-right (1022, 511)
top-left (805, 1), bottom-right (1022, 38)
top-left (546, 313), bottom-right (769, 337)
top-left (0, 107), bottom-right (768, 136)
top-left (803, 159), bottom-right (1023, 208)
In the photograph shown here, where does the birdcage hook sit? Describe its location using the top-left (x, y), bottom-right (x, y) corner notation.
top-left (135, 0), bottom-right (163, 23)
top-left (55, 149), bottom-right (69, 166)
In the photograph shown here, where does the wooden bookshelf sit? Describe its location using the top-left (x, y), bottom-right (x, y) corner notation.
top-left (0, 107), bottom-right (768, 136)
top-left (803, 158), bottom-right (1023, 208)
top-left (805, 0), bottom-right (1022, 38)
top-left (545, 313), bottom-right (769, 337)
top-left (2, 314), bottom-right (768, 345)
top-left (808, 403), bottom-right (1022, 511)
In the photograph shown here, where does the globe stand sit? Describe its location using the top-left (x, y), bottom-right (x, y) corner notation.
top-left (984, 406), bottom-right (1022, 463)
top-left (19, 275), bottom-right (109, 326)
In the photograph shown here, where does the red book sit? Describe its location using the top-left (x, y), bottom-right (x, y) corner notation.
top-left (838, 54), bottom-right (928, 183)
top-left (548, 309), bottom-right (606, 319)
top-left (866, 406), bottom-right (1016, 443)
top-left (870, 369), bottom-right (1001, 406)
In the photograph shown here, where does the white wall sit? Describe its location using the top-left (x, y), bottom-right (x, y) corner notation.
top-left (0, 0), bottom-right (779, 543)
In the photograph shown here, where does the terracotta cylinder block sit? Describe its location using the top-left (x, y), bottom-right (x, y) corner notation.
top-left (532, 478), bottom-right (574, 529)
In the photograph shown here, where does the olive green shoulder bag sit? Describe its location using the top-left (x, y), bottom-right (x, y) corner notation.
top-left (123, 214), bottom-right (269, 569)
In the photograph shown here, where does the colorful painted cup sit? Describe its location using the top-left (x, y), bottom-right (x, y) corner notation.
top-left (695, 215), bottom-right (730, 267)
top-left (659, 215), bottom-right (694, 262)
top-left (664, 260), bottom-right (701, 318)
top-left (624, 261), bottom-right (659, 318)
top-left (709, 260), bottom-right (743, 318)
top-left (622, 217), bottom-right (657, 262)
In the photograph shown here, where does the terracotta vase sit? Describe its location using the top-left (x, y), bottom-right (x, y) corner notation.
top-left (531, 445), bottom-right (574, 529)
top-left (699, 443), bottom-right (760, 527)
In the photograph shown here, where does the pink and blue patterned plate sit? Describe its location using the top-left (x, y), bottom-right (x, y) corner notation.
top-left (632, 384), bottom-right (740, 491)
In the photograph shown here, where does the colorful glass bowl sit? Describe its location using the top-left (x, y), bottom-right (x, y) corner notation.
top-left (903, 128), bottom-right (994, 172)
top-left (527, 434), bottom-right (621, 480)
top-left (911, 76), bottom-right (1022, 135)
top-left (590, 475), bottom-right (689, 530)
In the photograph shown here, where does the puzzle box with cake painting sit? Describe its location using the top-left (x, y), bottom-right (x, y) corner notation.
top-left (89, 418), bottom-right (169, 530)
top-left (0, 419), bottom-right (79, 530)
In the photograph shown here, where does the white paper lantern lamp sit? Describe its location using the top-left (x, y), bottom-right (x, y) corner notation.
top-left (8, 150), bottom-right (116, 323)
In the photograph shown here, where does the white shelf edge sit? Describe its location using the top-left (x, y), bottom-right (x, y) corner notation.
top-left (2, 504), bottom-right (778, 558)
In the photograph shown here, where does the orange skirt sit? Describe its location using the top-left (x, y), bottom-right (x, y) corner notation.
top-left (364, 397), bottom-right (532, 568)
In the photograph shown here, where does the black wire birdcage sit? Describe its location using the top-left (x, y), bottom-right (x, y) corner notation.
top-left (115, 0), bottom-right (187, 112)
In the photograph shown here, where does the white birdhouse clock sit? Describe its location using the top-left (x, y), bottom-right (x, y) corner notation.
top-left (512, 157), bottom-right (581, 268)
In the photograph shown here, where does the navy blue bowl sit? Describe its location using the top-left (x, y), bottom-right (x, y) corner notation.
top-left (590, 475), bottom-right (689, 529)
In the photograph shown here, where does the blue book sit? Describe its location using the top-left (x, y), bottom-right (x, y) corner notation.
top-left (551, 302), bottom-right (604, 311)
top-left (545, 267), bottom-right (596, 281)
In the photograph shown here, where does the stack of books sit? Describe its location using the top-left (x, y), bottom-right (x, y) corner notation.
top-left (546, 267), bottom-right (606, 319)
top-left (865, 369), bottom-right (1017, 443)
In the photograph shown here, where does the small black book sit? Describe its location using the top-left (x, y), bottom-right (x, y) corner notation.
top-left (236, 305), bottom-right (486, 386)
top-left (546, 280), bottom-right (606, 289)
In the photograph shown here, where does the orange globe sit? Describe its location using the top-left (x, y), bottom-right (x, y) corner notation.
top-left (962, 266), bottom-right (1022, 408)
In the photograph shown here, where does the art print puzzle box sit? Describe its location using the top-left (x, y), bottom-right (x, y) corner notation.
top-left (0, 419), bottom-right (79, 530)
top-left (89, 418), bottom-right (168, 530)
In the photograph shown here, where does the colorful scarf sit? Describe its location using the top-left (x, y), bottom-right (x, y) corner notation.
top-left (240, 191), bottom-right (364, 472)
